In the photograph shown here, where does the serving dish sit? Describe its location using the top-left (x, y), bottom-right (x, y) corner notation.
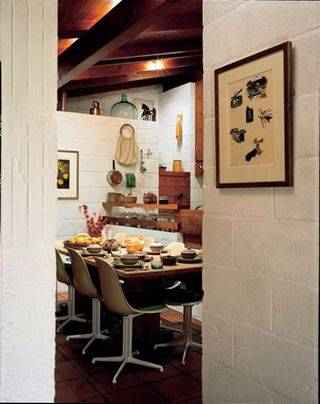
top-left (81, 251), bottom-right (109, 257)
top-left (149, 242), bottom-right (164, 253)
top-left (120, 254), bottom-right (140, 265)
top-left (146, 249), bottom-right (168, 255)
top-left (181, 248), bottom-right (197, 259)
top-left (63, 240), bottom-right (87, 250)
top-left (161, 255), bottom-right (177, 266)
top-left (177, 255), bottom-right (202, 264)
top-left (113, 261), bottom-right (144, 269)
top-left (86, 244), bottom-right (103, 253)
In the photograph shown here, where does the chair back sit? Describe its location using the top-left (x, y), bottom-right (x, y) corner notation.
top-left (143, 237), bottom-right (154, 250)
top-left (166, 242), bottom-right (185, 257)
top-left (67, 248), bottom-right (100, 298)
top-left (56, 249), bottom-right (72, 285)
top-left (95, 258), bottom-right (136, 316)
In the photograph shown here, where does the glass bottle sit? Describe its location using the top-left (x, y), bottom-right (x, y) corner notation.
top-left (110, 94), bottom-right (138, 119)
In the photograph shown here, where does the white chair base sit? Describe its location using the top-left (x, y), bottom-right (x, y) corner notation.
top-left (67, 297), bottom-right (110, 354)
top-left (56, 285), bottom-right (88, 333)
top-left (92, 314), bottom-right (163, 384)
top-left (154, 303), bottom-right (202, 364)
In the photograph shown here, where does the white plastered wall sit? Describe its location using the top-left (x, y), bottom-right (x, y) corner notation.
top-left (0, 0), bottom-right (56, 401)
top-left (202, 1), bottom-right (319, 403)
top-left (64, 83), bottom-right (203, 210)
top-left (57, 112), bottom-right (160, 239)
top-left (158, 83), bottom-right (203, 209)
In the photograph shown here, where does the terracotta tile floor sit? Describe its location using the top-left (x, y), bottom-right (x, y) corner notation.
top-left (55, 296), bottom-right (202, 403)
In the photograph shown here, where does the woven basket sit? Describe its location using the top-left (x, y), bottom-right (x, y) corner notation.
top-left (119, 195), bottom-right (137, 204)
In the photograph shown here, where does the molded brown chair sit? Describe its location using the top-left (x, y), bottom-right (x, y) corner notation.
top-left (56, 249), bottom-right (88, 332)
top-left (67, 248), bottom-right (109, 354)
top-left (92, 258), bottom-right (167, 384)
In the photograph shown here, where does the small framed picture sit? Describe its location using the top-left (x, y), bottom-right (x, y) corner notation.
top-left (214, 41), bottom-right (293, 188)
top-left (134, 98), bottom-right (155, 120)
top-left (57, 150), bottom-right (79, 199)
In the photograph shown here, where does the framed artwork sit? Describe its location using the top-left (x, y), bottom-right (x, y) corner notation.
top-left (134, 98), bottom-right (155, 120)
top-left (57, 150), bottom-right (79, 199)
top-left (214, 41), bottom-right (293, 188)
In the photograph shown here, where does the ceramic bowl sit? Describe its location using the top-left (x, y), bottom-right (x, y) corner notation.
top-left (86, 244), bottom-right (102, 253)
top-left (120, 254), bottom-right (139, 265)
top-left (149, 242), bottom-right (164, 253)
top-left (181, 248), bottom-right (197, 259)
top-left (161, 255), bottom-right (177, 266)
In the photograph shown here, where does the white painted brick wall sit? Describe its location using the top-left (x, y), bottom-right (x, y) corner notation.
top-left (273, 281), bottom-right (318, 347)
top-left (202, 361), bottom-right (273, 404)
top-left (57, 112), bottom-right (160, 240)
top-left (203, 1), bottom-right (319, 402)
top-left (158, 83), bottom-right (203, 209)
top-left (235, 324), bottom-right (318, 402)
top-left (0, 0), bottom-right (56, 401)
top-left (205, 264), bottom-right (273, 331)
top-left (234, 220), bottom-right (318, 287)
top-left (202, 312), bottom-right (233, 367)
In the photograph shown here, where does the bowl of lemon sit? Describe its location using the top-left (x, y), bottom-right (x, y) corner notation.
top-left (64, 233), bottom-right (103, 250)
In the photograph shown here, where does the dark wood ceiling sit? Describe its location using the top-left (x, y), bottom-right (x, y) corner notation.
top-left (58, 0), bottom-right (203, 98)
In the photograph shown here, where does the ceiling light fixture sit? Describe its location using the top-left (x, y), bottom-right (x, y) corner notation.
top-left (146, 60), bottom-right (165, 71)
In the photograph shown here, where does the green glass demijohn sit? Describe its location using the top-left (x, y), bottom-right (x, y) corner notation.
top-left (110, 94), bottom-right (138, 119)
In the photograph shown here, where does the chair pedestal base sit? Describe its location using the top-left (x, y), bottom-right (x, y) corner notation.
top-left (154, 303), bottom-right (202, 364)
top-left (92, 314), bottom-right (163, 383)
top-left (56, 285), bottom-right (88, 333)
top-left (67, 297), bottom-right (110, 354)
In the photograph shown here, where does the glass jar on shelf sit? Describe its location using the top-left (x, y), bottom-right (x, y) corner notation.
top-left (110, 94), bottom-right (138, 119)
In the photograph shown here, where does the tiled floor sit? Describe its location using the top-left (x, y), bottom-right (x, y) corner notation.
top-left (55, 298), bottom-right (202, 403)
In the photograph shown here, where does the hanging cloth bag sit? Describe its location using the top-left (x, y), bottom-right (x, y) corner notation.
top-left (115, 124), bottom-right (139, 166)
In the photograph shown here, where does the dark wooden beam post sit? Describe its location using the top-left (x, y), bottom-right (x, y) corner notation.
top-left (58, 0), bottom-right (186, 88)
top-left (57, 90), bottom-right (68, 111)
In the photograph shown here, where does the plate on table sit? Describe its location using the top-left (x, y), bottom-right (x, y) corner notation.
top-left (177, 255), bottom-right (203, 263)
top-left (63, 240), bottom-right (87, 250)
top-left (81, 251), bottom-right (109, 257)
top-left (145, 250), bottom-right (168, 255)
top-left (113, 261), bottom-right (144, 269)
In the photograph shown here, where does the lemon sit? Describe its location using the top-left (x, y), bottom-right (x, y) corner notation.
top-left (75, 232), bottom-right (90, 239)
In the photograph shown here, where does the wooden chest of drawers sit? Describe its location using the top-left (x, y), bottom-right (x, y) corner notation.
top-left (159, 171), bottom-right (190, 209)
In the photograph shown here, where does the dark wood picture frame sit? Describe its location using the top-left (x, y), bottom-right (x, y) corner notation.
top-left (214, 41), bottom-right (293, 188)
top-left (57, 150), bottom-right (79, 200)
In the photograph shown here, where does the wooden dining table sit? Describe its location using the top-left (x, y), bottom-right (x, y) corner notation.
top-left (55, 240), bottom-right (203, 339)
top-left (55, 240), bottom-right (202, 281)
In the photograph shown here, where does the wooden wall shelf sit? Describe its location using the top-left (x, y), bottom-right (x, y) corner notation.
top-left (103, 202), bottom-right (179, 210)
top-left (106, 216), bottom-right (179, 231)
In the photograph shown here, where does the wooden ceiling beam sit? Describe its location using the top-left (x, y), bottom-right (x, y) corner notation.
top-left (103, 40), bottom-right (203, 61)
top-left (58, 0), bottom-right (187, 88)
top-left (67, 79), bottom-right (164, 98)
top-left (62, 67), bottom-right (194, 91)
top-left (74, 56), bottom-right (202, 80)
top-left (66, 66), bottom-right (202, 98)
top-left (95, 51), bottom-right (202, 66)
top-left (59, 14), bottom-right (202, 39)
top-left (143, 15), bottom-right (202, 33)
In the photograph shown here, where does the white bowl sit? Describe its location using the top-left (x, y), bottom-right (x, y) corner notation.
top-left (149, 243), bottom-right (164, 253)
